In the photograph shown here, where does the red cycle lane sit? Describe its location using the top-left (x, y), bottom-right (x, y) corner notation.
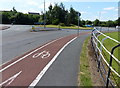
top-left (0, 32), bottom-right (90, 87)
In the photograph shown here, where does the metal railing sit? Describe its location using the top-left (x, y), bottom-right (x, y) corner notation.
top-left (91, 28), bottom-right (120, 88)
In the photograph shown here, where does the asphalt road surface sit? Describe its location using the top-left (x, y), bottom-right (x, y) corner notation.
top-left (36, 34), bottom-right (89, 86)
top-left (0, 25), bottom-right (91, 87)
top-left (1, 25), bottom-right (118, 87)
top-left (1, 25), bottom-right (91, 64)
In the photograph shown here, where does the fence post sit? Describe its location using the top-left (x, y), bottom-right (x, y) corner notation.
top-left (106, 44), bottom-right (120, 88)
top-left (97, 37), bottom-right (108, 72)
top-left (108, 27), bottom-right (109, 32)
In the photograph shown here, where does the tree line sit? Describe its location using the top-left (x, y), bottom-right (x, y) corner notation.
top-left (1, 3), bottom-right (119, 27)
top-left (1, 7), bottom-right (40, 25)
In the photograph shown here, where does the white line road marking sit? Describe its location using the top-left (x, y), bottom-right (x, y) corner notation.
top-left (0, 37), bottom-right (64, 72)
top-left (0, 71), bottom-right (22, 86)
top-left (29, 37), bottom-right (77, 87)
top-left (32, 50), bottom-right (50, 59)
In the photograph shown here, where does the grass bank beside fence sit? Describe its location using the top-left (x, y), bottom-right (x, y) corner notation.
top-left (98, 32), bottom-right (119, 72)
top-left (98, 32), bottom-right (120, 87)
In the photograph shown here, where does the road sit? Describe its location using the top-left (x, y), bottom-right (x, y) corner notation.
top-left (1, 25), bottom-right (91, 64)
top-left (36, 34), bottom-right (89, 86)
top-left (0, 25), bottom-right (91, 87)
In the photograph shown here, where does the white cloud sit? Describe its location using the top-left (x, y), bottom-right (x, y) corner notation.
top-left (19, 9), bottom-right (28, 13)
top-left (103, 7), bottom-right (119, 12)
top-left (81, 11), bottom-right (87, 14)
top-left (27, 1), bottom-right (38, 6)
top-left (103, 7), bottom-right (115, 10)
top-left (0, 8), bottom-right (11, 11)
top-left (87, 6), bottom-right (91, 8)
top-left (101, 11), bottom-right (107, 14)
top-left (115, 8), bottom-right (118, 11)
top-left (38, 2), bottom-right (55, 10)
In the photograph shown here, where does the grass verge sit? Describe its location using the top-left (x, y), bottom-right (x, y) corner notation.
top-left (34, 25), bottom-right (93, 30)
top-left (78, 36), bottom-right (92, 86)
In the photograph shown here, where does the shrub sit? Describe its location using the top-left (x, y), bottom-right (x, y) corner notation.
top-left (59, 23), bottom-right (65, 26)
top-left (52, 19), bottom-right (59, 25)
top-left (69, 24), bottom-right (75, 26)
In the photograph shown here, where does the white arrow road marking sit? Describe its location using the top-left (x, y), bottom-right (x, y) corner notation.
top-left (0, 71), bottom-right (22, 86)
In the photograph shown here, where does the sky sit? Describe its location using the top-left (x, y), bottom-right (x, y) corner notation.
top-left (0, 0), bottom-right (120, 21)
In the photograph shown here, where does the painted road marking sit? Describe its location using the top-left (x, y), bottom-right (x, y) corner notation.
top-left (32, 50), bottom-right (50, 59)
top-left (29, 37), bottom-right (77, 87)
top-left (0, 71), bottom-right (22, 86)
top-left (0, 32), bottom-right (90, 87)
top-left (0, 37), bottom-right (64, 72)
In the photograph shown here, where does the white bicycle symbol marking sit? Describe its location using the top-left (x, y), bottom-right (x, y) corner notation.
top-left (32, 50), bottom-right (50, 59)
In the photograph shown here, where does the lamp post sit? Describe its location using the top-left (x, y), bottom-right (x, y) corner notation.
top-left (78, 12), bottom-right (81, 36)
top-left (44, 0), bottom-right (46, 29)
top-left (99, 12), bottom-right (101, 31)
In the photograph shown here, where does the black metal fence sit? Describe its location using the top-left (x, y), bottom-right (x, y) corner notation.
top-left (91, 28), bottom-right (120, 88)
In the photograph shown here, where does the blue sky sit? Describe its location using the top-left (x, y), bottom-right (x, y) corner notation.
top-left (0, 0), bottom-right (119, 21)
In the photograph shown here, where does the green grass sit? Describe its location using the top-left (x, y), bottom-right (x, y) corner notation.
top-left (98, 32), bottom-right (119, 71)
top-left (78, 36), bottom-right (92, 86)
top-left (98, 32), bottom-right (120, 86)
top-left (34, 25), bottom-right (93, 30)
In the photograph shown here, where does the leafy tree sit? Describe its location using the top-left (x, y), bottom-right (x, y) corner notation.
top-left (81, 20), bottom-right (85, 25)
top-left (85, 20), bottom-right (92, 25)
top-left (2, 12), bottom-right (10, 24)
top-left (117, 17), bottom-right (120, 26)
top-left (65, 11), bottom-right (70, 26)
top-left (12, 7), bottom-right (17, 15)
top-left (2, 3), bottom-right (118, 27)
top-left (100, 21), bottom-right (106, 27)
top-left (69, 6), bottom-right (78, 25)
top-left (52, 19), bottom-right (59, 25)
top-left (106, 20), bottom-right (115, 27)
top-left (93, 19), bottom-right (100, 26)
top-left (113, 20), bottom-right (118, 26)
top-left (9, 15), bottom-right (16, 23)
top-left (80, 20), bottom-right (85, 26)
top-left (13, 7), bottom-right (17, 13)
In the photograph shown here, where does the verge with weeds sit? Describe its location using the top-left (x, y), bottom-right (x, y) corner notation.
top-left (78, 36), bottom-right (92, 86)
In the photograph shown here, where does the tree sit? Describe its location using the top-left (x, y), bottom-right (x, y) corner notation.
top-left (43, 3), bottom-right (80, 26)
top-left (106, 20), bottom-right (115, 27)
top-left (81, 20), bottom-right (86, 26)
top-left (93, 19), bottom-right (100, 26)
top-left (117, 17), bottom-right (120, 26)
top-left (59, 3), bottom-right (66, 23)
top-left (51, 3), bottom-right (60, 25)
top-left (2, 12), bottom-right (10, 24)
top-left (47, 3), bottom-right (67, 25)
top-left (3, 3), bottom-right (118, 26)
top-left (13, 7), bottom-right (16, 12)
top-left (69, 6), bottom-right (78, 25)
top-left (85, 20), bottom-right (92, 25)
top-left (47, 4), bottom-right (53, 24)
top-left (65, 10), bottom-right (70, 26)
top-left (100, 21), bottom-right (106, 27)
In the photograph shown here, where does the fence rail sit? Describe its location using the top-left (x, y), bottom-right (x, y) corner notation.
top-left (91, 28), bottom-right (120, 88)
